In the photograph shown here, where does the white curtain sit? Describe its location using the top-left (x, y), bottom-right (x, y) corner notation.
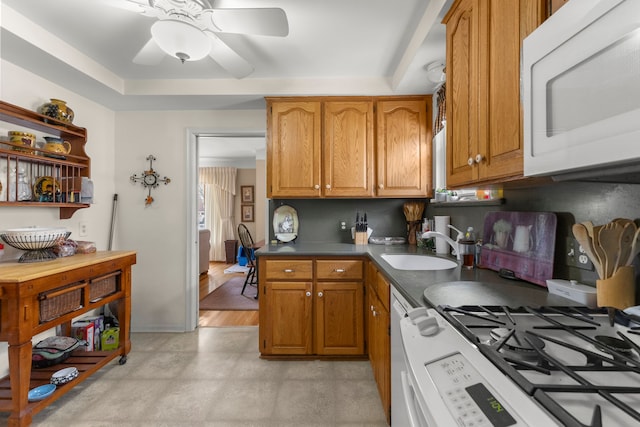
top-left (199, 167), bottom-right (237, 261)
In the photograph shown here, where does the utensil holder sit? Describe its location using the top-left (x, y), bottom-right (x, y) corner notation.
top-left (407, 220), bottom-right (421, 245)
top-left (354, 232), bottom-right (368, 245)
top-left (596, 265), bottom-right (636, 310)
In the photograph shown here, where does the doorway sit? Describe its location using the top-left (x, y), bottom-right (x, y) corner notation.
top-left (186, 131), bottom-right (266, 329)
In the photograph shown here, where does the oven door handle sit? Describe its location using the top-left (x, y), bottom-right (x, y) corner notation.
top-left (401, 370), bottom-right (423, 427)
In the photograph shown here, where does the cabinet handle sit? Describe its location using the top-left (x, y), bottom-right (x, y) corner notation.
top-left (334, 268), bottom-right (345, 273)
top-left (373, 310), bottom-right (378, 317)
top-left (306, 291), bottom-right (311, 297)
top-left (314, 184), bottom-right (320, 190)
top-left (317, 291), bottom-right (323, 297)
top-left (283, 269), bottom-right (294, 273)
top-left (325, 184), bottom-right (331, 189)
top-left (467, 157), bottom-right (474, 166)
top-left (475, 154), bottom-right (484, 163)
top-left (378, 184), bottom-right (384, 189)
top-left (38, 282), bottom-right (87, 300)
top-left (370, 304), bottom-right (375, 311)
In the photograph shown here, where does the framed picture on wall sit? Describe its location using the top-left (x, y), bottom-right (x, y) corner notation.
top-left (241, 185), bottom-right (254, 203)
top-left (242, 204), bottom-right (254, 222)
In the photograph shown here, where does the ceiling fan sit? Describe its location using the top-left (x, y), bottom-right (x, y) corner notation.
top-left (108, 0), bottom-right (289, 78)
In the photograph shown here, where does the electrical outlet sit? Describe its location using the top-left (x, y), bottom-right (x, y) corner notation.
top-left (566, 236), bottom-right (593, 270)
top-left (79, 221), bottom-right (88, 237)
top-left (339, 221), bottom-right (347, 231)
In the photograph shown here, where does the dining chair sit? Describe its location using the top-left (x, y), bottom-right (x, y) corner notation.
top-left (237, 223), bottom-right (258, 298)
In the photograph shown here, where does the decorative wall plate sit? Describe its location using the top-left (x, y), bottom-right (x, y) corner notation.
top-left (34, 176), bottom-right (60, 200)
top-left (273, 205), bottom-right (298, 242)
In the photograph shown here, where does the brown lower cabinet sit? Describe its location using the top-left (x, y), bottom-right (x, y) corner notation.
top-left (258, 257), bottom-right (365, 356)
top-left (367, 262), bottom-right (391, 424)
top-left (259, 255), bottom-right (390, 424)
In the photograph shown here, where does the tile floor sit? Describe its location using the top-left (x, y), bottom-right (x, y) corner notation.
top-left (8, 327), bottom-right (388, 427)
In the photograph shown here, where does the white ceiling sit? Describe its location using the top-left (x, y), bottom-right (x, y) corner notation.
top-left (1, 0), bottom-right (451, 112)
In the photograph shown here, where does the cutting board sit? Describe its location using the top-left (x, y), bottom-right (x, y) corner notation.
top-left (479, 211), bottom-right (557, 287)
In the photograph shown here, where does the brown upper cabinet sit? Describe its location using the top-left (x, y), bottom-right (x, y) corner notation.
top-left (443, 0), bottom-right (546, 188)
top-left (266, 96), bottom-right (432, 199)
top-left (376, 99), bottom-right (431, 197)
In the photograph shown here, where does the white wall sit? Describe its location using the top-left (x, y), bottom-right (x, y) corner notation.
top-left (0, 60), bottom-right (116, 375)
top-left (114, 109), bottom-right (266, 332)
top-left (1, 59), bottom-right (267, 336)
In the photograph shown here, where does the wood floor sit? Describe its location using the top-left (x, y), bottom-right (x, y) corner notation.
top-left (198, 261), bottom-right (259, 327)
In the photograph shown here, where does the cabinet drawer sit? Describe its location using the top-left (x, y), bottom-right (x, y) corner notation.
top-left (38, 282), bottom-right (86, 323)
top-left (316, 260), bottom-right (363, 280)
top-left (89, 271), bottom-right (120, 302)
top-left (265, 260), bottom-right (313, 280)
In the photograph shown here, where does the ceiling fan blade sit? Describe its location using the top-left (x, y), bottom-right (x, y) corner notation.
top-left (95, 0), bottom-right (159, 17)
top-left (209, 8), bottom-right (289, 37)
top-left (133, 38), bottom-right (166, 65)
top-left (206, 33), bottom-right (254, 79)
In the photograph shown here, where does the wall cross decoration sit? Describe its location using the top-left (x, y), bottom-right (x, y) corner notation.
top-left (130, 155), bottom-right (171, 205)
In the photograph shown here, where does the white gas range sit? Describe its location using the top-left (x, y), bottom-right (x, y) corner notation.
top-left (392, 289), bottom-right (640, 426)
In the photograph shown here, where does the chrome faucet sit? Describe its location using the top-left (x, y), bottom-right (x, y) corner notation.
top-left (421, 224), bottom-right (464, 261)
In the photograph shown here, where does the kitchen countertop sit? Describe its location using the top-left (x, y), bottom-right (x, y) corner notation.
top-left (256, 242), bottom-right (577, 309)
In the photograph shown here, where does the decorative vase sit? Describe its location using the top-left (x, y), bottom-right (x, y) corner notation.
top-left (8, 131), bottom-right (36, 153)
top-left (38, 98), bottom-right (74, 123)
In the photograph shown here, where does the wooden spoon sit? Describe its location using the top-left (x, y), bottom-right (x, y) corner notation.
top-left (613, 218), bottom-right (635, 228)
top-left (597, 222), bottom-right (624, 278)
top-left (572, 223), bottom-right (603, 279)
top-left (626, 226), bottom-right (640, 265)
top-left (615, 222), bottom-right (636, 274)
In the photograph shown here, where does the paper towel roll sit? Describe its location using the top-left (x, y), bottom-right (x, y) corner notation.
top-left (434, 216), bottom-right (451, 254)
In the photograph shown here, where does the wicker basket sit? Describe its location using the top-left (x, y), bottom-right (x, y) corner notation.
top-left (89, 272), bottom-right (119, 302)
top-left (39, 283), bottom-right (84, 322)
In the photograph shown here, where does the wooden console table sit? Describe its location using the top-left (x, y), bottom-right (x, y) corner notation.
top-left (0, 251), bottom-right (136, 426)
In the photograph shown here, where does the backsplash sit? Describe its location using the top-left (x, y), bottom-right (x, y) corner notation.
top-left (270, 180), bottom-right (640, 290)
top-left (269, 198), bottom-right (413, 244)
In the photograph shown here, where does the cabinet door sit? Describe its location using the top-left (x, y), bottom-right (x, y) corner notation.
top-left (261, 281), bottom-right (313, 355)
top-left (315, 281), bottom-right (364, 355)
top-left (376, 98), bottom-right (431, 197)
top-left (267, 100), bottom-right (322, 197)
top-left (444, 0), bottom-right (481, 187)
top-left (367, 282), bottom-right (390, 424)
top-left (480, 0), bottom-right (545, 182)
top-left (445, 0), bottom-right (546, 187)
top-left (323, 101), bottom-right (374, 197)
top-left (367, 283), bottom-right (379, 373)
top-left (376, 301), bottom-right (390, 424)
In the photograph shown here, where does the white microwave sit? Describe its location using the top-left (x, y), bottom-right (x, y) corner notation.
top-left (523, 0), bottom-right (640, 181)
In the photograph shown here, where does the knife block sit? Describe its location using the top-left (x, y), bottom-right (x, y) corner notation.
top-left (354, 232), bottom-right (368, 245)
top-left (596, 265), bottom-right (636, 310)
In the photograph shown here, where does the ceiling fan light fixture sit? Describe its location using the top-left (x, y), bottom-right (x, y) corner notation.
top-left (151, 19), bottom-right (212, 63)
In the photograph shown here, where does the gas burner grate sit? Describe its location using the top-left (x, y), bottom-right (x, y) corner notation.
top-left (437, 305), bottom-right (640, 426)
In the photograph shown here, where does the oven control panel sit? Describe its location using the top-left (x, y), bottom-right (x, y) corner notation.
top-left (425, 353), bottom-right (521, 427)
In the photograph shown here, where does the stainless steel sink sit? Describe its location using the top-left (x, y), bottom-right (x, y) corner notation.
top-left (380, 254), bottom-right (458, 271)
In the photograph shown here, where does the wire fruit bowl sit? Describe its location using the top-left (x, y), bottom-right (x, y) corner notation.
top-left (0, 227), bottom-right (71, 262)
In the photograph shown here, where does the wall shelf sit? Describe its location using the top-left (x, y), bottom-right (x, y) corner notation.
top-left (0, 100), bottom-right (91, 219)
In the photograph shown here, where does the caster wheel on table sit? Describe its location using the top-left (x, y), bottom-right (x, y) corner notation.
top-left (119, 355), bottom-right (128, 365)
